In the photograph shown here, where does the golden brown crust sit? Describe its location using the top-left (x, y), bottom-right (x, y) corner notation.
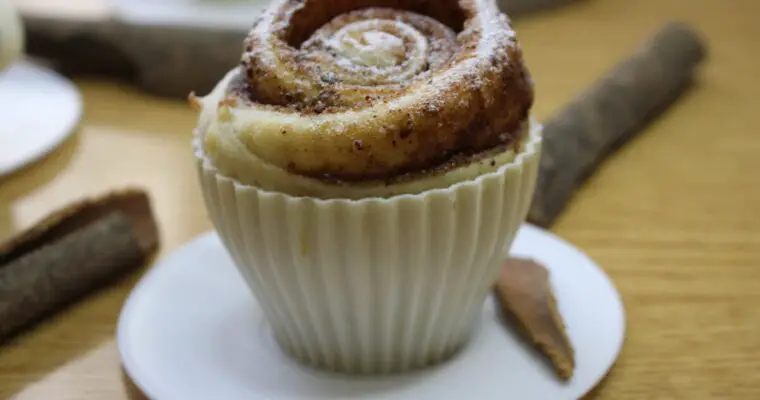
top-left (187, 92), bottom-right (203, 110)
top-left (207, 0), bottom-right (533, 181)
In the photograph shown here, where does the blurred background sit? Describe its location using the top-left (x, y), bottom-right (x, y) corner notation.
top-left (1, 0), bottom-right (759, 399)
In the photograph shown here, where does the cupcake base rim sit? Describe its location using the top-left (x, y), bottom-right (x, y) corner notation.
top-left (194, 119), bottom-right (542, 204)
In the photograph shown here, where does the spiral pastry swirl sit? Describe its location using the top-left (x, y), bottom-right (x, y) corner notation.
top-left (197, 0), bottom-right (534, 194)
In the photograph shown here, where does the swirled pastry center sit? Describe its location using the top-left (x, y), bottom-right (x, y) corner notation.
top-left (331, 23), bottom-right (408, 67)
top-left (198, 0), bottom-right (534, 183)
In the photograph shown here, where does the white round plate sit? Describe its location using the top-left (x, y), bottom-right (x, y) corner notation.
top-left (113, 0), bottom-right (271, 30)
top-left (0, 60), bottom-right (82, 177)
top-left (118, 224), bottom-right (625, 400)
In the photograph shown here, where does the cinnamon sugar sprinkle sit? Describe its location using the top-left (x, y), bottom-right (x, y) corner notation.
top-left (224, 0), bottom-right (534, 181)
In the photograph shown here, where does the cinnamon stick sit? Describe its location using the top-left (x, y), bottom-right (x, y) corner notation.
top-left (527, 22), bottom-right (707, 227)
top-left (0, 189), bottom-right (159, 343)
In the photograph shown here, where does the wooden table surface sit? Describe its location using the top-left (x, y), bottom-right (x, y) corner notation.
top-left (2, 0), bottom-right (759, 398)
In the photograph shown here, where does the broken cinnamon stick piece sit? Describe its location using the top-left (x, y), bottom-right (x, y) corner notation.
top-left (0, 188), bottom-right (159, 343)
top-left (494, 257), bottom-right (575, 380)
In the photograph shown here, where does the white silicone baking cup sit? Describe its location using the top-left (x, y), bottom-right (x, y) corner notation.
top-left (194, 124), bottom-right (542, 374)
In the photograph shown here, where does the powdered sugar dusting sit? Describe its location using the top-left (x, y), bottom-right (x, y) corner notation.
top-left (331, 26), bottom-right (406, 68)
top-left (229, 0), bottom-right (534, 181)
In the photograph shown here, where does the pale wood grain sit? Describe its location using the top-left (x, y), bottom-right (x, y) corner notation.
top-left (2, 0), bottom-right (759, 398)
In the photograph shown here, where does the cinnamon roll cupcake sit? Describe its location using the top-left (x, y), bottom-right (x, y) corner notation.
top-left (192, 0), bottom-right (542, 374)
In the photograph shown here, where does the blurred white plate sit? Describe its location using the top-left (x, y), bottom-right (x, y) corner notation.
top-left (0, 60), bottom-right (82, 177)
top-left (113, 0), bottom-right (271, 30)
top-left (118, 224), bottom-right (626, 400)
